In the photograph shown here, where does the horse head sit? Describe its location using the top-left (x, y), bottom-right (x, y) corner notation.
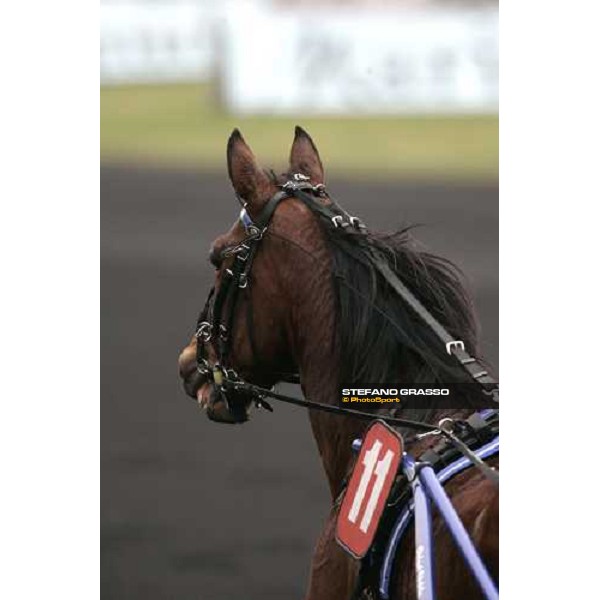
top-left (178, 127), bottom-right (332, 423)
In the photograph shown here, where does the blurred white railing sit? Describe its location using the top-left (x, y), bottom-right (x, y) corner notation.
top-left (100, 1), bottom-right (498, 114)
top-left (221, 3), bottom-right (498, 114)
top-left (100, 1), bottom-right (219, 83)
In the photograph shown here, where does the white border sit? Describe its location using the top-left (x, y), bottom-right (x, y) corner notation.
top-left (2, 0), bottom-right (599, 598)
top-left (501, 0), bottom-right (600, 597)
top-left (1, 1), bottom-right (99, 598)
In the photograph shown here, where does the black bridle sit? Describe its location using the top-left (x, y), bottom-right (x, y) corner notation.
top-left (193, 176), bottom-right (315, 396)
top-left (192, 174), bottom-right (499, 482)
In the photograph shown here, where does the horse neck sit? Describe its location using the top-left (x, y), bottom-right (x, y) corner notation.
top-left (299, 363), bottom-right (369, 501)
top-left (288, 267), bottom-right (368, 499)
top-left (288, 286), bottom-right (468, 500)
top-left (277, 218), bottom-right (472, 499)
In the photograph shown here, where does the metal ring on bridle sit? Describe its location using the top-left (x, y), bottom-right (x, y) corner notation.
top-left (195, 321), bottom-right (212, 342)
top-left (196, 358), bottom-right (211, 376)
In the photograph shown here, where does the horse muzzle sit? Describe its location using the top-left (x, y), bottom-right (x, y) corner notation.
top-left (198, 382), bottom-right (250, 424)
top-left (179, 347), bottom-right (254, 424)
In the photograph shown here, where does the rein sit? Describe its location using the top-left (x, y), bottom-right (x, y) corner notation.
top-left (229, 381), bottom-right (499, 486)
top-left (193, 175), bottom-right (499, 484)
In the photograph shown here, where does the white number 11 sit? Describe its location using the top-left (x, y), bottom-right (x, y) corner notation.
top-left (348, 439), bottom-right (394, 533)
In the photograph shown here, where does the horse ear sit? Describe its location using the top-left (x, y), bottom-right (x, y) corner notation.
top-left (289, 126), bottom-right (324, 184)
top-left (227, 129), bottom-right (271, 204)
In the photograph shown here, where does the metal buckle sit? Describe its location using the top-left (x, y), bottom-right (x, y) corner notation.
top-left (349, 216), bottom-right (366, 230)
top-left (247, 225), bottom-right (264, 239)
top-left (445, 340), bottom-right (465, 355)
top-left (282, 174), bottom-right (323, 195)
top-left (331, 215), bottom-right (344, 228)
top-left (235, 244), bottom-right (250, 262)
top-left (293, 173), bottom-right (310, 181)
top-left (282, 180), bottom-right (299, 192)
top-left (222, 367), bottom-right (239, 380)
top-left (438, 417), bottom-right (456, 433)
top-left (238, 273), bottom-right (248, 289)
top-left (239, 208), bottom-right (266, 238)
top-left (196, 358), bottom-right (211, 376)
top-left (314, 183), bottom-right (326, 196)
top-left (415, 429), bottom-right (442, 440)
top-left (195, 322), bottom-right (212, 342)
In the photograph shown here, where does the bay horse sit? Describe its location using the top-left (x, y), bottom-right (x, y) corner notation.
top-left (178, 127), bottom-right (498, 599)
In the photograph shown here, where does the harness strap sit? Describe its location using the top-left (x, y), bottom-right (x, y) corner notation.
top-left (212, 264), bottom-right (237, 363)
top-left (378, 435), bottom-right (500, 599)
top-left (195, 285), bottom-right (215, 366)
top-left (371, 257), bottom-right (498, 401)
top-left (291, 188), bottom-right (498, 401)
top-left (227, 377), bottom-right (498, 486)
top-left (227, 380), bottom-right (439, 433)
top-left (253, 190), bottom-right (290, 228)
top-left (436, 419), bottom-right (499, 486)
top-left (419, 412), bottom-right (499, 469)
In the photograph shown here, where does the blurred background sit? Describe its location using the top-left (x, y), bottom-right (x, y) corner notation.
top-left (101, 1), bottom-right (498, 598)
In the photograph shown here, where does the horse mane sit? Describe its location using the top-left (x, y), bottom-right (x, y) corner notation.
top-left (321, 222), bottom-right (481, 388)
top-left (269, 171), bottom-right (484, 405)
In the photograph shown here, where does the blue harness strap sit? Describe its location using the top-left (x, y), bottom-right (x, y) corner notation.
top-left (379, 435), bottom-right (500, 599)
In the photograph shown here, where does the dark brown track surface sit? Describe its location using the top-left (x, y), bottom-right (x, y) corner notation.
top-left (101, 164), bottom-right (498, 599)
